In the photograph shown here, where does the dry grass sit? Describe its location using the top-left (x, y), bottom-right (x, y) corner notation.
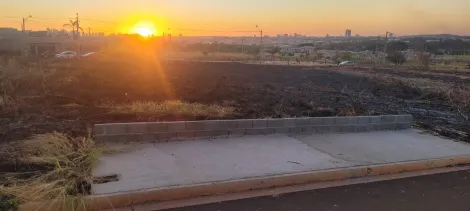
top-left (106, 100), bottom-right (236, 118)
top-left (0, 132), bottom-right (106, 211)
top-left (448, 86), bottom-right (470, 120)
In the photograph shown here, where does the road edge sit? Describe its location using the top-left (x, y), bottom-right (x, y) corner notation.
top-left (18, 155), bottom-right (470, 211)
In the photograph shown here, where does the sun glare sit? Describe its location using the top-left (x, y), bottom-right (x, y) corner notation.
top-left (130, 20), bottom-right (157, 37)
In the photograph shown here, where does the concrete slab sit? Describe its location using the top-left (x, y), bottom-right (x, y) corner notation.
top-left (92, 130), bottom-right (470, 196)
top-left (93, 134), bottom-right (357, 195)
top-left (295, 129), bottom-right (470, 164)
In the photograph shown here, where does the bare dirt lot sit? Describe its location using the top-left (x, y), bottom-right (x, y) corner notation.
top-left (1, 60), bottom-right (469, 144)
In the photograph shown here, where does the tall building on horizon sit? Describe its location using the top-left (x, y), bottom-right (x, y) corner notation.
top-left (345, 29), bottom-right (352, 38)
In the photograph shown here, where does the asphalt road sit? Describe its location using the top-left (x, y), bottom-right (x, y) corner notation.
top-left (165, 170), bottom-right (470, 211)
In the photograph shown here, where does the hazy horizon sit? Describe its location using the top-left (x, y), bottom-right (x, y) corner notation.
top-left (1, 0), bottom-right (469, 36)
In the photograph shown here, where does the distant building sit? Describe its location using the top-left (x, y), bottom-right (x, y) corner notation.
top-left (0, 28), bottom-right (21, 38)
top-left (29, 31), bottom-right (48, 37)
top-left (345, 29), bottom-right (352, 38)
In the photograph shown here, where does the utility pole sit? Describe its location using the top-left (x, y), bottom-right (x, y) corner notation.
top-left (88, 27), bottom-right (91, 36)
top-left (241, 37), bottom-right (244, 54)
top-left (256, 25), bottom-right (263, 64)
top-left (21, 15), bottom-right (32, 33)
top-left (75, 13), bottom-right (80, 39)
top-left (383, 31), bottom-right (391, 64)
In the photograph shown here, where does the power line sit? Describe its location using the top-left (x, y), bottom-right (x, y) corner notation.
top-left (168, 28), bottom-right (259, 33)
top-left (2, 16), bottom-right (22, 19)
top-left (80, 18), bottom-right (118, 24)
top-left (31, 16), bottom-right (74, 20)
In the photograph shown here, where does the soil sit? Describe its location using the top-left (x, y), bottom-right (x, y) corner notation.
top-left (1, 60), bottom-right (469, 145)
top-left (165, 169), bottom-right (470, 211)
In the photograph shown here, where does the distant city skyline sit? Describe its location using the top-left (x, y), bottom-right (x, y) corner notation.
top-left (1, 0), bottom-right (469, 36)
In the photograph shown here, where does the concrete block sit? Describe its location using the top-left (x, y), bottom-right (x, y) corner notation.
top-left (340, 125), bottom-right (356, 133)
top-left (394, 115), bottom-right (407, 123)
top-left (185, 121), bottom-right (206, 131)
top-left (405, 114), bottom-right (414, 122)
top-left (211, 130), bottom-right (230, 138)
top-left (102, 123), bottom-right (127, 135)
top-left (302, 126), bottom-right (314, 133)
top-left (142, 133), bottom-right (157, 142)
top-left (204, 120), bottom-right (223, 131)
top-left (195, 130), bottom-right (229, 138)
top-left (364, 124), bottom-right (375, 132)
top-left (335, 117), bottom-right (349, 125)
top-left (264, 128), bottom-right (277, 135)
top-left (294, 118), bottom-right (310, 127)
top-left (194, 130), bottom-right (211, 138)
top-left (380, 115), bottom-right (395, 123)
top-left (322, 117), bottom-right (336, 125)
top-left (245, 128), bottom-right (272, 135)
top-left (335, 116), bottom-right (360, 125)
top-left (167, 122), bottom-right (186, 132)
top-left (154, 132), bottom-right (177, 141)
top-left (126, 123), bottom-right (148, 134)
top-left (370, 116), bottom-right (381, 124)
top-left (147, 122), bottom-right (168, 133)
top-left (329, 126), bottom-right (341, 133)
top-left (381, 123), bottom-right (398, 130)
top-left (94, 124), bottom-right (106, 135)
top-left (372, 123), bottom-right (382, 131)
top-left (267, 119), bottom-right (284, 128)
top-left (358, 116), bottom-right (371, 124)
top-left (309, 117), bottom-right (323, 125)
top-left (282, 118), bottom-right (296, 127)
top-left (375, 123), bottom-right (397, 131)
top-left (177, 131), bottom-right (195, 140)
top-left (289, 127), bottom-right (302, 134)
top-left (252, 119), bottom-right (267, 128)
top-left (356, 125), bottom-right (367, 133)
top-left (398, 122), bottom-right (412, 129)
top-left (218, 120), bottom-right (238, 130)
top-left (94, 135), bottom-right (117, 144)
top-left (114, 134), bottom-right (144, 144)
top-left (347, 116), bottom-right (360, 125)
top-left (275, 127), bottom-right (290, 134)
top-left (236, 120), bottom-right (253, 129)
top-left (315, 126), bottom-right (330, 133)
top-left (229, 129), bottom-right (246, 137)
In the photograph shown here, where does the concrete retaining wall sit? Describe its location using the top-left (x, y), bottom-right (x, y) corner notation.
top-left (94, 115), bottom-right (413, 144)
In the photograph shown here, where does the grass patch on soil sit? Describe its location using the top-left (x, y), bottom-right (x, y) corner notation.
top-left (106, 100), bottom-right (236, 118)
top-left (0, 132), bottom-right (105, 211)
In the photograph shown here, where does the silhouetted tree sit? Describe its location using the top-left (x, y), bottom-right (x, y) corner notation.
top-left (386, 51), bottom-right (407, 66)
top-left (63, 20), bottom-right (83, 40)
top-left (386, 41), bottom-right (408, 54)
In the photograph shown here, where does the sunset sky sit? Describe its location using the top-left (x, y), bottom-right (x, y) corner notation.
top-left (1, 0), bottom-right (469, 36)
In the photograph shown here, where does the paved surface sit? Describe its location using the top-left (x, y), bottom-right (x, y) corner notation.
top-left (92, 129), bottom-right (470, 195)
top-left (295, 130), bottom-right (470, 163)
top-left (164, 169), bottom-right (470, 211)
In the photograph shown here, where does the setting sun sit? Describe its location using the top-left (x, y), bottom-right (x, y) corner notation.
top-left (130, 20), bottom-right (158, 37)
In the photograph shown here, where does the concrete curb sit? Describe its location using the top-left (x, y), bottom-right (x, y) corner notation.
top-left (18, 155), bottom-right (470, 211)
top-left (89, 155), bottom-right (470, 210)
top-left (94, 115), bottom-right (413, 144)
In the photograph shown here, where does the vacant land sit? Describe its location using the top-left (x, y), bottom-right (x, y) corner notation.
top-left (1, 59), bottom-right (469, 144)
top-left (1, 56), bottom-right (469, 210)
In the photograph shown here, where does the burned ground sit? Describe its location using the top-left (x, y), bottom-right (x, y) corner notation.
top-left (1, 60), bottom-right (468, 143)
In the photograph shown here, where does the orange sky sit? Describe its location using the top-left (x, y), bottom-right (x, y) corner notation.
top-left (1, 0), bottom-right (469, 36)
